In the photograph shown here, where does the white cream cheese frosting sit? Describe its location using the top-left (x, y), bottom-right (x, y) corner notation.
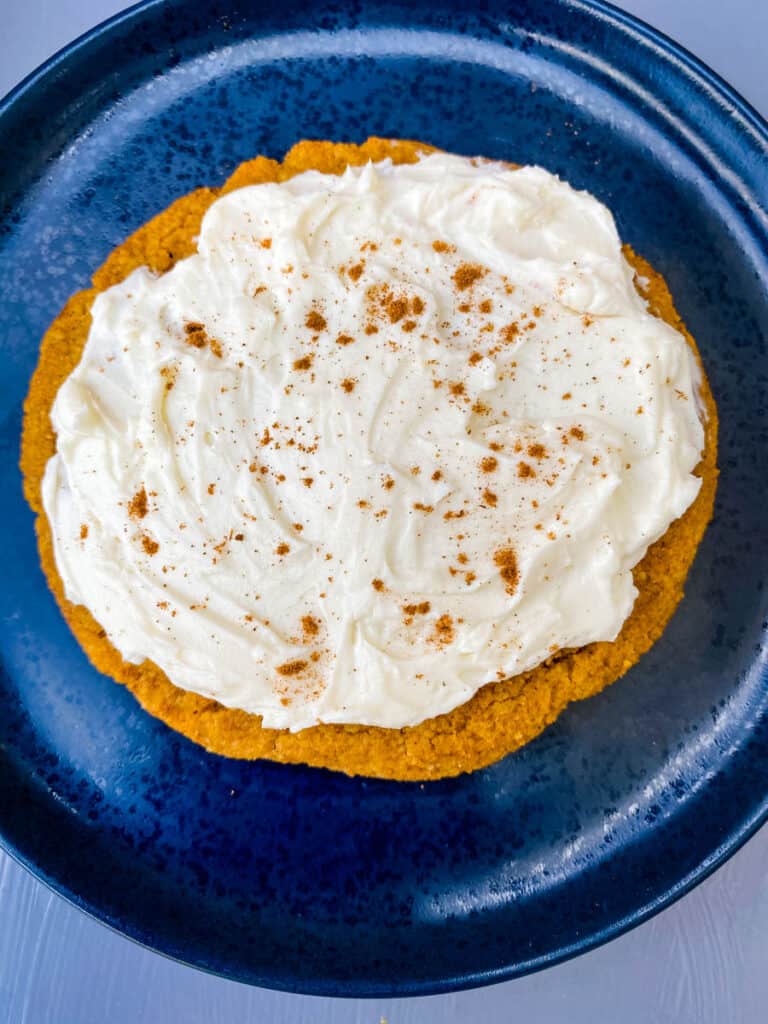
top-left (42, 153), bottom-right (706, 730)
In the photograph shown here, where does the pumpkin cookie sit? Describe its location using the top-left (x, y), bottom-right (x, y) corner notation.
top-left (21, 138), bottom-right (717, 780)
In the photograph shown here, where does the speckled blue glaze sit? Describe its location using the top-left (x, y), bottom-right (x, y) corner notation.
top-left (0, 0), bottom-right (766, 998)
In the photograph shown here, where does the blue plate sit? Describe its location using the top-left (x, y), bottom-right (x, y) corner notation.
top-left (1, 0), bottom-right (767, 997)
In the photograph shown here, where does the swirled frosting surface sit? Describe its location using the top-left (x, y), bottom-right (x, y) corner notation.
top-left (42, 154), bottom-right (705, 729)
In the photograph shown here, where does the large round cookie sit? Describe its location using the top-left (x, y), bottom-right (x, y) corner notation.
top-left (21, 138), bottom-right (718, 781)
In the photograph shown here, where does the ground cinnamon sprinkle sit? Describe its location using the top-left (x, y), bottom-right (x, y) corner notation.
top-left (336, 333), bottom-right (355, 346)
top-left (340, 378), bottom-right (356, 393)
top-left (365, 283), bottom-right (426, 328)
top-left (517, 461), bottom-right (536, 479)
top-left (431, 613), bottom-right (455, 645)
top-left (276, 659), bottom-right (308, 677)
top-left (432, 240), bottom-right (455, 253)
top-left (371, 578), bottom-right (385, 591)
top-left (569, 426), bottom-right (585, 441)
top-left (275, 543), bottom-right (290, 556)
top-left (79, 524), bottom-right (88, 539)
top-left (452, 263), bottom-right (486, 291)
top-left (403, 601), bottom-right (431, 616)
top-left (127, 487), bottom-right (148, 520)
top-left (347, 262), bottom-right (364, 282)
top-left (292, 354), bottom-right (314, 370)
top-left (301, 615), bottom-right (320, 638)
top-left (482, 488), bottom-right (498, 507)
top-left (500, 323), bottom-right (519, 343)
top-left (494, 546), bottom-right (520, 595)
top-left (305, 310), bottom-right (327, 331)
top-left (183, 321), bottom-right (222, 357)
top-left (386, 296), bottom-right (409, 323)
top-left (183, 322), bottom-right (207, 348)
top-left (480, 456), bottom-right (498, 473)
top-left (141, 535), bottom-right (159, 556)
top-left (527, 443), bottom-right (548, 459)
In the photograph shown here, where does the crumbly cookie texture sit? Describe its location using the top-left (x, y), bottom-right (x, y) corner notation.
top-left (21, 138), bottom-right (718, 781)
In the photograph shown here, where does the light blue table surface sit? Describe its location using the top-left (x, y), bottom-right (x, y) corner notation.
top-left (2, 3), bottom-right (767, 1021)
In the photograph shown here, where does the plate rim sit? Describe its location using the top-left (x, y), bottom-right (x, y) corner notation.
top-left (1, 0), bottom-right (768, 997)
